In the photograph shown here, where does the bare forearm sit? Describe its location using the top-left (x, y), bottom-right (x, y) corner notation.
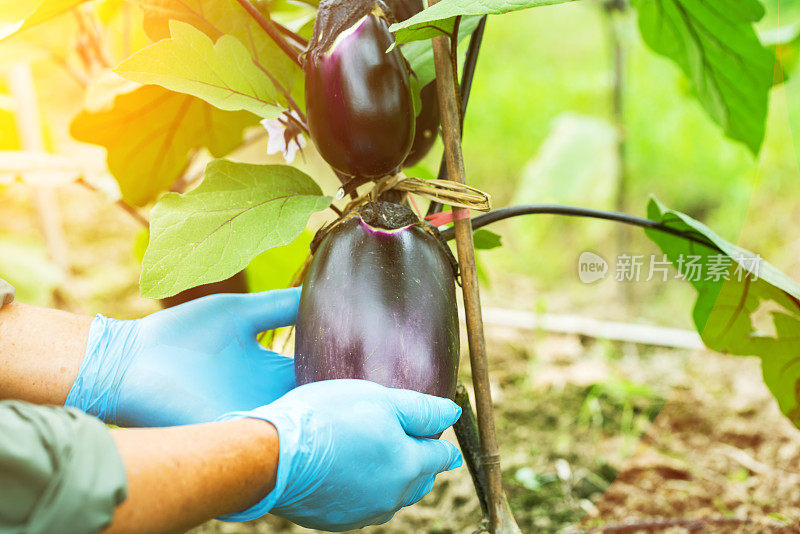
top-left (106, 419), bottom-right (279, 534)
top-left (0, 302), bottom-right (91, 404)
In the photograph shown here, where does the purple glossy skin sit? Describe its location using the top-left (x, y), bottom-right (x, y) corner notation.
top-left (305, 15), bottom-right (415, 178)
top-left (295, 217), bottom-right (459, 401)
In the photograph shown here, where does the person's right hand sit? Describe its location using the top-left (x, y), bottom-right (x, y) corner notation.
top-left (218, 379), bottom-right (463, 531)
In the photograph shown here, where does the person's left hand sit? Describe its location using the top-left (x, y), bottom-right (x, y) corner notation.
top-left (65, 288), bottom-right (301, 427)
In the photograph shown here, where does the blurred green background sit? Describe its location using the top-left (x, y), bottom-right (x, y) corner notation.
top-left (2, 1), bottom-right (800, 532)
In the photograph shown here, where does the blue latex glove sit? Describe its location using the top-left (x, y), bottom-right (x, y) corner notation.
top-left (65, 288), bottom-right (301, 427)
top-left (219, 379), bottom-right (463, 531)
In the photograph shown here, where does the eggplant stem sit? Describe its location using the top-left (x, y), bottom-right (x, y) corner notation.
top-left (235, 0), bottom-right (303, 67)
top-left (440, 204), bottom-right (722, 252)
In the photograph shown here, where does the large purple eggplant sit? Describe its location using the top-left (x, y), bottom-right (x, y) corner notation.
top-left (304, 1), bottom-right (415, 179)
top-left (295, 202), bottom-right (459, 401)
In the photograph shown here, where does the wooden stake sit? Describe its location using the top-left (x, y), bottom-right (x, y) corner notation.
top-left (427, 8), bottom-right (520, 532)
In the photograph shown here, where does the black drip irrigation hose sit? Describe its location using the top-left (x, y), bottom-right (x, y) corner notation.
top-left (427, 15), bottom-right (488, 217)
top-left (438, 204), bottom-right (723, 252)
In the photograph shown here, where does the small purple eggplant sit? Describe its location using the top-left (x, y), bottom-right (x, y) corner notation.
top-left (305, 1), bottom-right (415, 178)
top-left (295, 202), bottom-right (459, 402)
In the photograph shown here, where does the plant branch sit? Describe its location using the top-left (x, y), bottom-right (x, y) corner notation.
top-left (235, 0), bottom-right (302, 67)
top-left (430, 5), bottom-right (517, 532)
top-left (76, 179), bottom-right (149, 228)
top-left (252, 61), bottom-right (309, 130)
top-left (439, 204), bottom-right (722, 252)
top-left (428, 16), bottom-right (488, 216)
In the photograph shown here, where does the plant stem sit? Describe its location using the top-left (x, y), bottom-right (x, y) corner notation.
top-left (438, 204), bottom-right (721, 252)
top-left (77, 179), bottom-right (149, 228)
top-left (252, 61), bottom-right (309, 130)
top-left (453, 382), bottom-right (520, 515)
top-left (235, 0), bottom-right (302, 67)
top-left (428, 16), bottom-right (487, 216)
top-left (453, 383), bottom-right (488, 515)
top-left (430, 8), bottom-right (517, 533)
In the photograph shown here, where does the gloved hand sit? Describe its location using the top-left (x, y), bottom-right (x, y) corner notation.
top-left (65, 288), bottom-right (301, 427)
top-left (218, 379), bottom-right (463, 531)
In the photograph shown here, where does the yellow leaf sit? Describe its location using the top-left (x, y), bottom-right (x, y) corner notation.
top-left (70, 84), bottom-right (258, 206)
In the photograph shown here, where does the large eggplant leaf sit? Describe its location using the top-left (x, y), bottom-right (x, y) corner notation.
top-left (70, 84), bottom-right (257, 206)
top-left (140, 159), bottom-right (331, 299)
top-left (246, 230), bottom-right (314, 292)
top-left (389, 0), bottom-right (578, 44)
top-left (400, 15), bottom-right (482, 90)
top-left (631, 0), bottom-right (774, 155)
top-left (131, 0), bottom-right (298, 101)
top-left (116, 21), bottom-right (284, 118)
top-left (644, 197), bottom-right (800, 428)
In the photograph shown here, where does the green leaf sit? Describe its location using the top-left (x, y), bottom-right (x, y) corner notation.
top-left (116, 21), bottom-right (284, 119)
top-left (631, 0), bottom-right (775, 155)
top-left (131, 0), bottom-right (298, 103)
top-left (473, 229), bottom-right (502, 250)
top-left (140, 159), bottom-right (331, 298)
top-left (389, 0), bottom-right (578, 44)
top-left (644, 197), bottom-right (800, 428)
top-left (246, 230), bottom-right (313, 292)
top-left (70, 84), bottom-right (257, 207)
top-left (401, 15), bottom-right (482, 90)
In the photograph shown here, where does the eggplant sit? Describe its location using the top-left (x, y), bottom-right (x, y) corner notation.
top-left (295, 202), bottom-right (459, 402)
top-left (386, 0), bottom-right (441, 168)
top-left (305, 1), bottom-right (415, 179)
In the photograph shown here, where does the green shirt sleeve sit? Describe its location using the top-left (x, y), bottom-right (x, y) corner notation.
top-left (0, 279), bottom-right (13, 308)
top-left (0, 401), bottom-right (128, 534)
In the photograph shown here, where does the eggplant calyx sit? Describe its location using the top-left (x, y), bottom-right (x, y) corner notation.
top-left (358, 201), bottom-right (417, 230)
top-left (306, 0), bottom-right (394, 62)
